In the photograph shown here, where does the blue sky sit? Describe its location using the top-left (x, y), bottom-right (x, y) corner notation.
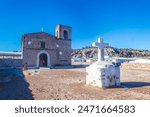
top-left (0, 0), bottom-right (150, 51)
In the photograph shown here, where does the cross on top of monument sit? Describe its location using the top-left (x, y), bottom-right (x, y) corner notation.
top-left (92, 37), bottom-right (109, 62)
top-left (41, 27), bottom-right (44, 32)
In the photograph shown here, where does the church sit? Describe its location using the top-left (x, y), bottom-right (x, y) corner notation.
top-left (22, 24), bottom-right (72, 67)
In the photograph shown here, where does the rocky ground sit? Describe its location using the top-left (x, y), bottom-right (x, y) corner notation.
top-left (0, 63), bottom-right (150, 100)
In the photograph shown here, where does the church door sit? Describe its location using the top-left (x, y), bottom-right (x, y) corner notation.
top-left (39, 53), bottom-right (47, 67)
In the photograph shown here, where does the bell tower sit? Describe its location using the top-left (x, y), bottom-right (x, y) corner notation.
top-left (55, 24), bottom-right (72, 39)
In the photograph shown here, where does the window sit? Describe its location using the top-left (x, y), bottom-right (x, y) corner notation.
top-left (41, 42), bottom-right (45, 49)
top-left (63, 30), bottom-right (68, 39)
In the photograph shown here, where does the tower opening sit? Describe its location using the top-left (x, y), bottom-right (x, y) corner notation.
top-left (63, 30), bottom-right (68, 39)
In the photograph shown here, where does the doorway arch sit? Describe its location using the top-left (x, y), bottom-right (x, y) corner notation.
top-left (39, 53), bottom-right (47, 67)
top-left (37, 50), bottom-right (50, 67)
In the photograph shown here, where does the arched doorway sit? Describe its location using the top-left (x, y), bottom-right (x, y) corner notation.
top-left (36, 50), bottom-right (50, 67)
top-left (39, 53), bottom-right (47, 67)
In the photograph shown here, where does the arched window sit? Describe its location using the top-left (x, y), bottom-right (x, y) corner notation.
top-left (63, 30), bottom-right (68, 39)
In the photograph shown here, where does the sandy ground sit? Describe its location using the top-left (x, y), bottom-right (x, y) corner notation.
top-left (0, 64), bottom-right (150, 100)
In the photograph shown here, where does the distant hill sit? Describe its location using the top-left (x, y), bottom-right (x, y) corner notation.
top-left (71, 47), bottom-right (150, 59)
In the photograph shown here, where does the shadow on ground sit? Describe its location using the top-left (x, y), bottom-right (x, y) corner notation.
top-left (121, 82), bottom-right (150, 88)
top-left (0, 68), bottom-right (33, 100)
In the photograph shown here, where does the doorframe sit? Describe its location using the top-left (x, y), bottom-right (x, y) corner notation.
top-left (36, 50), bottom-right (50, 67)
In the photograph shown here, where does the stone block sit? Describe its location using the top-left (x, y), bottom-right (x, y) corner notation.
top-left (86, 61), bottom-right (120, 88)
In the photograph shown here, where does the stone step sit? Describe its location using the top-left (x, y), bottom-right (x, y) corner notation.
top-left (39, 67), bottom-right (50, 70)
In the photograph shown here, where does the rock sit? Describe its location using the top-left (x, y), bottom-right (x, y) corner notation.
top-left (72, 47), bottom-right (150, 59)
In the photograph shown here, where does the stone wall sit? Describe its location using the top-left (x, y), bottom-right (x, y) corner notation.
top-left (22, 49), bottom-right (59, 67)
top-left (0, 58), bottom-right (22, 67)
top-left (22, 33), bottom-right (72, 67)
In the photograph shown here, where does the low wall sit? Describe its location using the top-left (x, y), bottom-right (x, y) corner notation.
top-left (121, 62), bottom-right (150, 71)
top-left (0, 58), bottom-right (23, 67)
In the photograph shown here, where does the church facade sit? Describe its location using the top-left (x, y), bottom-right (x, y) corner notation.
top-left (22, 24), bottom-right (72, 67)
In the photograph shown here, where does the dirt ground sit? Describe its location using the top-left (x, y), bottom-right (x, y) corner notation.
top-left (25, 66), bottom-right (150, 100)
top-left (0, 64), bottom-right (150, 100)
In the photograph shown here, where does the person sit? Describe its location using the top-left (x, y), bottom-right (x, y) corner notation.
top-left (23, 63), bottom-right (28, 70)
top-left (42, 59), bottom-right (46, 66)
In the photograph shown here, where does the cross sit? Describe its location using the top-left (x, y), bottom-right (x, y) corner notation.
top-left (41, 27), bottom-right (44, 32)
top-left (92, 37), bottom-right (109, 62)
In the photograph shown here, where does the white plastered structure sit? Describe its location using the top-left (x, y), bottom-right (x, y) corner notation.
top-left (86, 61), bottom-right (120, 88)
top-left (86, 38), bottom-right (120, 88)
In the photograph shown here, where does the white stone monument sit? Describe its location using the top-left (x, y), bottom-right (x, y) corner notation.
top-left (86, 37), bottom-right (120, 88)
